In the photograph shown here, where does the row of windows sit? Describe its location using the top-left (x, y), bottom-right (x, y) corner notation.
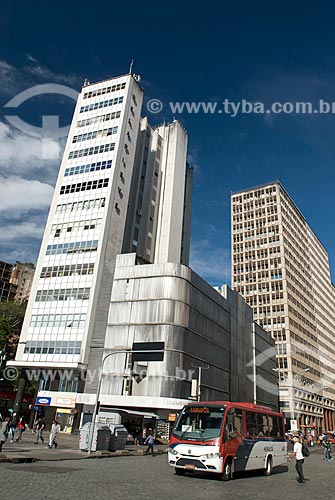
top-left (52, 218), bottom-right (102, 237)
top-left (245, 412), bottom-right (283, 437)
top-left (79, 96), bottom-right (124, 113)
top-left (46, 240), bottom-right (98, 255)
top-left (24, 340), bottom-right (82, 355)
top-left (29, 313), bottom-right (86, 328)
top-left (60, 178), bottom-right (109, 195)
top-left (83, 82), bottom-right (126, 99)
top-left (55, 197), bottom-right (105, 214)
top-left (77, 111), bottom-right (121, 128)
top-left (68, 143), bottom-right (115, 160)
top-left (40, 378), bottom-right (79, 393)
top-left (40, 263), bottom-right (95, 279)
top-left (227, 409), bottom-right (284, 438)
top-left (73, 126), bottom-right (118, 143)
top-left (64, 160), bottom-right (112, 177)
top-left (35, 287), bottom-right (91, 302)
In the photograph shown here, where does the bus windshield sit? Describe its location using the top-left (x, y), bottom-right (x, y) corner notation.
top-left (173, 405), bottom-right (226, 441)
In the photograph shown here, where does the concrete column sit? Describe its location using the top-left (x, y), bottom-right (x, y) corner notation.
top-left (13, 369), bottom-right (27, 417)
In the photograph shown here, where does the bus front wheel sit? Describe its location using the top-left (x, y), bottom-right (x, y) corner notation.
top-left (222, 459), bottom-right (233, 481)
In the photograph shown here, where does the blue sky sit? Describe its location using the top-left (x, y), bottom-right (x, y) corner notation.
top-left (0, 1), bottom-right (335, 285)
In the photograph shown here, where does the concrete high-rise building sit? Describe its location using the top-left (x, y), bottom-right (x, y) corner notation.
top-left (10, 71), bottom-right (193, 427)
top-left (0, 261), bottom-right (17, 302)
top-left (231, 181), bottom-right (335, 431)
top-left (10, 262), bottom-right (35, 304)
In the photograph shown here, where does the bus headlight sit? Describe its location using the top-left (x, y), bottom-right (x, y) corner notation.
top-left (168, 447), bottom-right (178, 455)
top-left (201, 452), bottom-right (220, 459)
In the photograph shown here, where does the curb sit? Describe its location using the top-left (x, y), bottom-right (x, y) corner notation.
top-left (0, 449), bottom-right (168, 464)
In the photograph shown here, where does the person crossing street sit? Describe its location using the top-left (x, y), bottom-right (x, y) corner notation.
top-left (289, 436), bottom-right (305, 483)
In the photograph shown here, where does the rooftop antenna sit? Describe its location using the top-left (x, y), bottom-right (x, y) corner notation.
top-left (129, 59), bottom-right (134, 74)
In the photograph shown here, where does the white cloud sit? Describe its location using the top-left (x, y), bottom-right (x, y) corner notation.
top-left (0, 60), bottom-right (21, 95)
top-left (190, 239), bottom-right (231, 284)
top-left (0, 57), bottom-right (82, 96)
top-left (0, 222), bottom-right (44, 242)
top-left (0, 247), bottom-right (39, 265)
top-left (23, 62), bottom-right (80, 86)
top-left (0, 176), bottom-right (54, 215)
top-left (0, 121), bottom-right (61, 171)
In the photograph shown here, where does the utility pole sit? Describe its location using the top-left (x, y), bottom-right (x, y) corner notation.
top-left (191, 363), bottom-right (209, 402)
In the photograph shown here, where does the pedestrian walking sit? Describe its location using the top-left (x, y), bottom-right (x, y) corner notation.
top-left (9, 414), bottom-right (18, 443)
top-left (144, 429), bottom-right (155, 455)
top-left (308, 434), bottom-right (313, 447)
top-left (289, 436), bottom-right (305, 483)
top-left (16, 416), bottom-right (28, 442)
top-left (319, 433), bottom-right (324, 447)
top-left (0, 417), bottom-right (11, 452)
top-left (323, 438), bottom-right (333, 461)
top-left (48, 420), bottom-right (60, 449)
top-left (134, 428), bottom-right (141, 446)
top-left (34, 417), bottom-right (45, 444)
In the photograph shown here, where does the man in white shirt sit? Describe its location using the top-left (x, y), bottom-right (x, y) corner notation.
top-left (289, 436), bottom-right (305, 483)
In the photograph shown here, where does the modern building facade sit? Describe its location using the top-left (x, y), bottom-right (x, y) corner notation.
top-left (38, 253), bottom-right (278, 431)
top-left (10, 71), bottom-right (193, 429)
top-left (231, 181), bottom-right (335, 431)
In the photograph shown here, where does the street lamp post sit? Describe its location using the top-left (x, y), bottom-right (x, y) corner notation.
top-left (87, 348), bottom-right (164, 455)
top-left (191, 363), bottom-right (209, 402)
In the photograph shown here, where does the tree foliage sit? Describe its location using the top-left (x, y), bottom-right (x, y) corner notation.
top-left (0, 301), bottom-right (27, 358)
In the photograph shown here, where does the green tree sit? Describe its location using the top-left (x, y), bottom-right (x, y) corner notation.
top-left (0, 302), bottom-right (38, 395)
top-left (0, 301), bottom-right (26, 368)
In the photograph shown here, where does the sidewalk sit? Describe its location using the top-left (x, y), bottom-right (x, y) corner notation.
top-left (1, 432), bottom-right (323, 464)
top-left (0, 431), bottom-right (168, 463)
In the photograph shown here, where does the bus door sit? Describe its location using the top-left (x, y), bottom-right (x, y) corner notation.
top-left (223, 408), bottom-right (243, 470)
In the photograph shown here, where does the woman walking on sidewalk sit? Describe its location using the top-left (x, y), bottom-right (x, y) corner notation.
top-left (48, 420), bottom-right (60, 449)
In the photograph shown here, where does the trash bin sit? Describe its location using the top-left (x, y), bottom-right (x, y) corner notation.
top-left (108, 424), bottom-right (128, 451)
top-left (79, 422), bottom-right (111, 452)
top-left (96, 425), bottom-right (111, 451)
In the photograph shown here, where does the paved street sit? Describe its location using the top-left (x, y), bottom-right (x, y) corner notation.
top-left (0, 448), bottom-right (334, 500)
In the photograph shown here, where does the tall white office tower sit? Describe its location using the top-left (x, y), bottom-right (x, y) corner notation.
top-left (11, 72), bottom-right (192, 427)
top-left (231, 181), bottom-right (335, 432)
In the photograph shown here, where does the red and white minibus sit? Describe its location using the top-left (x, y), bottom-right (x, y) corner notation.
top-left (168, 401), bottom-right (287, 480)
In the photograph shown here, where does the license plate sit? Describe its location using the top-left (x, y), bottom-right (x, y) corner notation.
top-left (185, 464), bottom-right (195, 470)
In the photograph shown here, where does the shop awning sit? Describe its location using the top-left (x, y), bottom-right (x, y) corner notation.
top-left (104, 408), bottom-right (161, 419)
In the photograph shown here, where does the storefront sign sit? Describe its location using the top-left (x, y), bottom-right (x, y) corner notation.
top-left (55, 397), bottom-right (76, 408)
top-left (36, 396), bottom-right (51, 406)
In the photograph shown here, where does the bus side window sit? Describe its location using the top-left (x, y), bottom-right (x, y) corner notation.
top-left (273, 416), bottom-right (282, 437)
top-left (246, 412), bottom-right (257, 437)
top-left (224, 409), bottom-right (241, 440)
top-left (234, 410), bottom-right (243, 436)
top-left (257, 414), bottom-right (269, 436)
